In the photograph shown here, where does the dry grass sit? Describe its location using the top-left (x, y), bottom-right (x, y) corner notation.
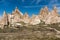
top-left (0, 23), bottom-right (60, 40)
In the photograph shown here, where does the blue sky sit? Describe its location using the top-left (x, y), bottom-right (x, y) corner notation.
top-left (0, 0), bottom-right (60, 16)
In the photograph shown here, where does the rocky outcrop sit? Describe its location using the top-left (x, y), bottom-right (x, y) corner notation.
top-left (30, 14), bottom-right (41, 25)
top-left (0, 6), bottom-right (60, 29)
top-left (12, 7), bottom-right (23, 23)
top-left (22, 12), bottom-right (30, 23)
top-left (0, 11), bottom-right (9, 29)
top-left (1, 11), bottom-right (8, 25)
top-left (39, 6), bottom-right (49, 22)
top-left (45, 6), bottom-right (59, 24)
top-left (12, 7), bottom-right (23, 17)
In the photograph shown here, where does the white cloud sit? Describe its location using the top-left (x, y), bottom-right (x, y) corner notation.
top-left (31, 0), bottom-right (41, 4)
top-left (49, 0), bottom-right (58, 5)
top-left (23, 5), bottom-right (43, 8)
top-left (22, 0), bottom-right (25, 2)
top-left (36, 0), bottom-right (41, 4)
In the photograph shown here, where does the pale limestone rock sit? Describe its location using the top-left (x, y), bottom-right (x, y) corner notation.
top-left (45, 11), bottom-right (58, 24)
top-left (57, 17), bottom-right (60, 23)
top-left (0, 6), bottom-right (60, 28)
top-left (45, 6), bottom-right (59, 24)
top-left (0, 11), bottom-right (8, 29)
top-left (12, 7), bottom-right (23, 17)
top-left (22, 12), bottom-right (30, 23)
top-left (12, 7), bottom-right (23, 23)
top-left (30, 14), bottom-right (41, 25)
top-left (50, 6), bottom-right (58, 24)
top-left (39, 6), bottom-right (49, 22)
top-left (45, 12), bottom-right (51, 24)
top-left (2, 11), bottom-right (8, 25)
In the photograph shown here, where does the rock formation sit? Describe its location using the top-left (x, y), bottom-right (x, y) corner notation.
top-left (30, 14), bottom-right (41, 25)
top-left (0, 11), bottom-right (9, 29)
top-left (45, 6), bottom-right (59, 24)
top-left (12, 7), bottom-right (23, 23)
top-left (12, 7), bottom-right (23, 16)
top-left (0, 6), bottom-right (60, 29)
top-left (39, 6), bottom-right (49, 22)
top-left (2, 11), bottom-right (8, 25)
top-left (23, 12), bottom-right (30, 23)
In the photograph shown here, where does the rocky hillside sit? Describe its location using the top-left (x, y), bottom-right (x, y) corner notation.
top-left (0, 23), bottom-right (60, 40)
top-left (0, 6), bottom-right (60, 29)
top-left (0, 6), bottom-right (60, 40)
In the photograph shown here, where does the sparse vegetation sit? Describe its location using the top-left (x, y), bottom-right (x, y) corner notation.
top-left (0, 23), bottom-right (60, 40)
